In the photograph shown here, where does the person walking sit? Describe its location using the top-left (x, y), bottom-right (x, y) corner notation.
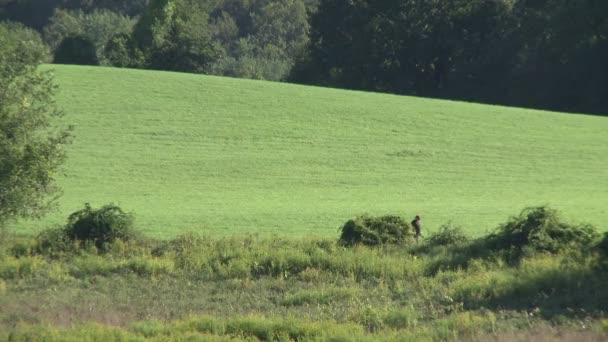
top-left (411, 215), bottom-right (422, 242)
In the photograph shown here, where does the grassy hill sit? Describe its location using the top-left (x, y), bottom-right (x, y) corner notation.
top-left (13, 65), bottom-right (608, 238)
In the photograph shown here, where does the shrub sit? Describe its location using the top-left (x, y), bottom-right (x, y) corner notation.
top-left (34, 226), bottom-right (77, 258)
top-left (486, 206), bottom-right (599, 256)
top-left (53, 35), bottom-right (99, 65)
top-left (65, 203), bottom-right (137, 249)
top-left (339, 215), bottom-right (414, 247)
top-left (9, 240), bottom-right (31, 258)
top-left (597, 233), bottom-right (608, 256)
top-left (427, 223), bottom-right (468, 246)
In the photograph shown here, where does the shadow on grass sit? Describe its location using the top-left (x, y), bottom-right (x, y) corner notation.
top-left (453, 260), bottom-right (608, 320)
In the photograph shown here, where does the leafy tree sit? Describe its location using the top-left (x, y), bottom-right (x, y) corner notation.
top-left (0, 0), bottom-right (148, 30)
top-left (104, 33), bottom-right (144, 68)
top-left (208, 0), bottom-right (309, 80)
top-left (0, 22), bottom-right (72, 229)
top-left (297, 0), bottom-right (608, 114)
top-left (43, 9), bottom-right (135, 64)
top-left (0, 20), bottom-right (51, 62)
top-left (130, 0), bottom-right (222, 73)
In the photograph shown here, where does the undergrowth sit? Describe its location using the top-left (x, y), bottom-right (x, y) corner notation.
top-left (1, 206), bottom-right (607, 341)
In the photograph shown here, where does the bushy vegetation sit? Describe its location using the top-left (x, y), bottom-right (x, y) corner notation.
top-left (2, 0), bottom-right (607, 113)
top-left (64, 203), bottom-right (137, 248)
top-left (339, 215), bottom-right (414, 247)
top-left (34, 203), bottom-right (138, 255)
top-left (486, 206), bottom-right (600, 258)
top-left (1, 207), bottom-right (607, 341)
top-left (427, 223), bottom-right (468, 247)
top-left (0, 21), bottom-right (50, 63)
top-left (297, 0), bottom-right (608, 115)
top-left (43, 9), bottom-right (135, 64)
top-left (0, 21), bottom-right (71, 229)
top-left (598, 233), bottom-right (608, 256)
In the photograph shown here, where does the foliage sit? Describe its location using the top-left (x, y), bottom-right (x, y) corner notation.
top-left (123, 0), bottom-right (223, 73)
top-left (34, 226), bottom-right (76, 257)
top-left (296, 0), bottom-right (608, 115)
top-left (208, 40), bottom-right (293, 80)
top-left (43, 9), bottom-right (135, 64)
top-left (100, 0), bottom-right (310, 78)
top-left (0, 21), bottom-right (50, 62)
top-left (486, 206), bottom-right (599, 256)
top-left (339, 215), bottom-right (414, 247)
top-left (53, 35), bottom-right (99, 65)
top-left (103, 33), bottom-right (142, 68)
top-left (209, 0), bottom-right (310, 53)
top-left (1, 227), bottom-right (608, 341)
top-left (64, 203), bottom-right (137, 249)
top-left (0, 22), bottom-right (71, 228)
top-left (596, 232), bottom-right (608, 256)
top-left (427, 223), bottom-right (468, 246)
top-left (208, 0), bottom-right (310, 81)
top-left (0, 0), bottom-right (148, 30)
top-left (2, 0), bottom-right (608, 113)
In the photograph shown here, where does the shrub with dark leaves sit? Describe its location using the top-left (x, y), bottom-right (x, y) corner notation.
top-left (339, 215), bottom-right (414, 247)
top-left (486, 206), bottom-right (598, 255)
top-left (64, 203), bottom-right (137, 249)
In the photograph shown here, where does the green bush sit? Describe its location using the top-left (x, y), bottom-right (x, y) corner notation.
top-left (427, 223), bottom-right (468, 246)
top-left (34, 227), bottom-right (78, 258)
top-left (65, 203), bottom-right (137, 249)
top-left (339, 215), bottom-right (414, 247)
top-left (486, 206), bottom-right (599, 256)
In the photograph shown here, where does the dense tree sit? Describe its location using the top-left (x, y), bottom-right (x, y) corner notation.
top-left (0, 22), bottom-right (71, 228)
top-left (130, 0), bottom-right (222, 73)
top-left (208, 0), bottom-right (310, 80)
top-left (104, 33), bottom-right (142, 68)
top-left (43, 9), bottom-right (135, 64)
top-left (505, 0), bottom-right (608, 112)
top-left (0, 0), bottom-right (148, 30)
top-left (296, 0), bottom-right (608, 114)
top-left (3, 0), bottom-right (606, 113)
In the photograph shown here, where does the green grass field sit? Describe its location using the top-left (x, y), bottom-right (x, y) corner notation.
top-left (12, 65), bottom-right (608, 238)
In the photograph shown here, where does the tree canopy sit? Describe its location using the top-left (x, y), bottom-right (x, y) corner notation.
top-left (2, 0), bottom-right (607, 114)
top-left (294, 0), bottom-right (608, 114)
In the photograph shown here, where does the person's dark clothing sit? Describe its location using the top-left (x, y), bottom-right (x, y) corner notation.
top-left (411, 218), bottom-right (421, 241)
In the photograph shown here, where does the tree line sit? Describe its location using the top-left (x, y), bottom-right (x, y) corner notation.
top-left (296, 0), bottom-right (608, 115)
top-left (1, 0), bottom-right (607, 114)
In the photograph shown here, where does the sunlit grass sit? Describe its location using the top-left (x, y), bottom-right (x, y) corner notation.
top-left (11, 65), bottom-right (608, 237)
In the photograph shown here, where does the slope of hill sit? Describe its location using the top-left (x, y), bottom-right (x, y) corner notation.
top-left (14, 65), bottom-right (608, 237)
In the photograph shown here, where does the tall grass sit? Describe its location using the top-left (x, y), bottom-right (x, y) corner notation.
top-left (1, 222), bottom-right (607, 340)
